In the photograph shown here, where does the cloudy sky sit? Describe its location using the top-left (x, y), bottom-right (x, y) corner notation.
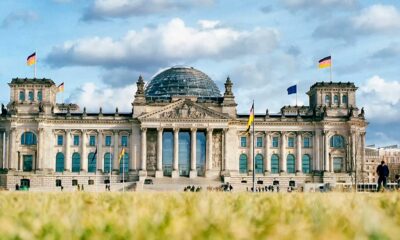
top-left (0, 0), bottom-right (399, 147)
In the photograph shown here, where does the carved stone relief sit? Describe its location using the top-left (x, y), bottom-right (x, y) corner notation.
top-left (160, 104), bottom-right (208, 119)
top-left (212, 130), bottom-right (222, 169)
top-left (146, 130), bottom-right (157, 171)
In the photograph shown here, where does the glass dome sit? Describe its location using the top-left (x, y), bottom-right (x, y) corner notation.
top-left (145, 66), bottom-right (221, 98)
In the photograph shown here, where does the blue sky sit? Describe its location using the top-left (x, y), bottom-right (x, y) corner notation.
top-left (1, 0), bottom-right (400, 147)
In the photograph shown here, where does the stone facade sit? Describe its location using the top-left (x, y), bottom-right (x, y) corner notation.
top-left (364, 146), bottom-right (400, 183)
top-left (0, 67), bottom-right (368, 190)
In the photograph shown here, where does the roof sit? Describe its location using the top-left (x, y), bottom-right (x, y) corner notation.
top-left (310, 81), bottom-right (357, 89)
top-left (10, 78), bottom-right (56, 86)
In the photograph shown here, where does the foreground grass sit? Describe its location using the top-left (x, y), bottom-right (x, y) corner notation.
top-left (0, 193), bottom-right (399, 239)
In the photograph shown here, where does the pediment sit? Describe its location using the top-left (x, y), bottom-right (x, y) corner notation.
top-left (138, 99), bottom-right (230, 121)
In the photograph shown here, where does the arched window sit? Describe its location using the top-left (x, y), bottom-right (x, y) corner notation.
top-left (28, 91), bottom-right (34, 101)
top-left (72, 153), bottom-right (81, 172)
top-left (287, 154), bottom-right (295, 173)
top-left (330, 135), bottom-right (345, 148)
top-left (325, 95), bottom-right (330, 104)
top-left (239, 154), bottom-right (247, 174)
top-left (88, 152), bottom-right (96, 173)
top-left (104, 153), bottom-right (113, 173)
top-left (342, 95), bottom-right (348, 104)
top-left (55, 152), bottom-right (64, 172)
top-left (302, 154), bottom-right (311, 173)
top-left (120, 153), bottom-right (129, 173)
top-left (271, 154), bottom-right (279, 173)
top-left (334, 95), bottom-right (339, 104)
top-left (255, 154), bottom-right (264, 173)
top-left (21, 132), bottom-right (37, 145)
top-left (19, 91), bottom-right (25, 101)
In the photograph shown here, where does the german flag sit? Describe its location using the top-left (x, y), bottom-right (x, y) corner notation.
top-left (318, 56), bottom-right (331, 69)
top-left (246, 103), bottom-right (254, 133)
top-left (118, 148), bottom-right (125, 162)
top-left (57, 82), bottom-right (64, 93)
top-left (27, 52), bottom-right (36, 66)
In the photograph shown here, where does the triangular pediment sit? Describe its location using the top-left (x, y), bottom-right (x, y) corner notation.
top-left (138, 99), bottom-right (230, 121)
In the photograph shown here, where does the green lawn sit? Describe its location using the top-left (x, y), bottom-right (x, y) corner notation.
top-left (0, 192), bottom-right (399, 239)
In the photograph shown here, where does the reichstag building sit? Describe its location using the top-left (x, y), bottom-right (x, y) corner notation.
top-left (0, 66), bottom-right (367, 189)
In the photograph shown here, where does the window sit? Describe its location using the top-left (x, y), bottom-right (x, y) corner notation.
top-left (302, 154), bottom-right (311, 173)
top-left (104, 153), bottom-right (113, 173)
top-left (57, 135), bottom-right (63, 146)
top-left (334, 95), bottom-right (339, 104)
top-left (239, 154), bottom-right (247, 173)
top-left (255, 154), bottom-right (264, 173)
top-left (303, 137), bottom-right (311, 148)
top-left (37, 90), bottom-right (42, 101)
top-left (88, 152), bottom-right (96, 173)
top-left (120, 153), bottom-right (129, 173)
top-left (72, 153), bottom-right (81, 172)
top-left (28, 91), bottom-right (34, 101)
top-left (325, 95), bottom-right (330, 104)
top-left (271, 154), bottom-right (279, 173)
top-left (121, 136), bottom-right (128, 147)
top-left (55, 152), bottom-right (64, 172)
top-left (288, 137), bottom-right (295, 148)
top-left (272, 137), bottom-right (279, 148)
top-left (72, 179), bottom-right (78, 186)
top-left (23, 155), bottom-right (33, 172)
top-left (287, 154), bottom-right (296, 173)
top-left (56, 179), bottom-right (62, 187)
top-left (105, 136), bottom-right (112, 146)
top-left (342, 95), bottom-right (348, 104)
top-left (330, 135), bottom-right (345, 148)
top-left (256, 137), bottom-right (263, 147)
top-left (88, 179), bottom-right (94, 185)
top-left (89, 136), bottom-right (96, 146)
top-left (19, 91), bottom-right (25, 101)
top-left (240, 136), bottom-right (247, 147)
top-left (333, 157), bottom-right (343, 173)
top-left (73, 135), bottom-right (79, 146)
top-left (21, 132), bottom-right (37, 145)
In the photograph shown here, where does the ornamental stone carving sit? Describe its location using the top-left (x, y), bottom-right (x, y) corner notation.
top-left (160, 104), bottom-right (208, 119)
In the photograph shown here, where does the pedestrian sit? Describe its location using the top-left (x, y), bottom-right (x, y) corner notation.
top-left (61, 185), bottom-right (64, 191)
top-left (395, 174), bottom-right (400, 191)
top-left (377, 160), bottom-right (389, 192)
top-left (15, 184), bottom-right (19, 191)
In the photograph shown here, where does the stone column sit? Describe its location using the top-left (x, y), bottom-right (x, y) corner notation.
top-left (5, 131), bottom-right (10, 169)
top-left (155, 128), bottom-right (163, 178)
top-left (361, 132), bottom-right (366, 180)
top-left (351, 131), bottom-right (356, 173)
top-left (1, 131), bottom-right (5, 169)
top-left (323, 131), bottom-right (329, 172)
top-left (81, 130), bottom-right (88, 172)
top-left (248, 131), bottom-right (254, 173)
top-left (206, 128), bottom-right (213, 172)
top-left (65, 130), bottom-right (71, 171)
top-left (296, 132), bottom-right (302, 172)
top-left (140, 128), bottom-right (147, 171)
top-left (172, 128), bottom-right (179, 178)
top-left (97, 131), bottom-right (103, 171)
top-left (130, 133), bottom-right (136, 171)
top-left (190, 128), bottom-right (197, 178)
top-left (314, 130), bottom-right (320, 171)
top-left (223, 128), bottom-right (229, 171)
top-left (113, 130), bottom-right (119, 171)
top-left (280, 132), bottom-right (286, 172)
top-left (265, 131), bottom-right (270, 172)
top-left (37, 128), bottom-right (44, 170)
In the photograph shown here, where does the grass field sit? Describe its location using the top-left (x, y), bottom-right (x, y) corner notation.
top-left (0, 193), bottom-right (399, 240)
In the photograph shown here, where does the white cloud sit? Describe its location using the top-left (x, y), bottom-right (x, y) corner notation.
top-left (353, 4), bottom-right (400, 32)
top-left (47, 18), bottom-right (279, 71)
top-left (83, 0), bottom-right (214, 20)
top-left (67, 82), bottom-right (136, 112)
top-left (282, 0), bottom-right (357, 11)
top-left (1, 11), bottom-right (38, 28)
top-left (359, 75), bottom-right (400, 123)
top-left (198, 20), bottom-right (220, 29)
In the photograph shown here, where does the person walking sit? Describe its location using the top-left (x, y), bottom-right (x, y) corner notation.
top-left (377, 160), bottom-right (389, 192)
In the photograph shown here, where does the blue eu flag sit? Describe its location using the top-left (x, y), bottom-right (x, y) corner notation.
top-left (287, 85), bottom-right (297, 95)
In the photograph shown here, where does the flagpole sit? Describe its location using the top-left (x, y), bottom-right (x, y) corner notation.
top-left (122, 152), bottom-right (125, 193)
top-left (330, 54), bottom-right (332, 82)
top-left (34, 50), bottom-right (37, 78)
top-left (109, 145), bottom-right (112, 191)
top-left (252, 100), bottom-right (255, 193)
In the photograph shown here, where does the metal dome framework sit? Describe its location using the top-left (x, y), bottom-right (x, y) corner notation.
top-left (145, 67), bottom-right (222, 99)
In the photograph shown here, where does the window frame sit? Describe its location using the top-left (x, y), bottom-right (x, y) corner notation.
top-left (272, 136), bottom-right (279, 148)
top-left (303, 137), bottom-right (311, 148)
top-left (240, 136), bottom-right (247, 148)
top-left (105, 135), bottom-right (112, 146)
top-left (288, 137), bottom-right (295, 148)
top-left (89, 135), bottom-right (96, 146)
top-left (28, 91), bottom-right (34, 101)
top-left (73, 135), bottom-right (80, 146)
top-left (256, 137), bottom-right (263, 148)
top-left (19, 91), bottom-right (25, 101)
top-left (57, 135), bottom-right (64, 146)
top-left (121, 135), bottom-right (128, 147)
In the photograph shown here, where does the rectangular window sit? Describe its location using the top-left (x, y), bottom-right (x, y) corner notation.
top-left (121, 136), bottom-right (128, 147)
top-left (288, 137), bottom-right (295, 148)
top-left (256, 137), bottom-right (263, 147)
top-left (240, 136), bottom-right (247, 147)
top-left (272, 137), bottom-right (279, 148)
top-left (19, 91), bottom-right (25, 101)
top-left (89, 136), bottom-right (96, 146)
top-left (28, 91), bottom-right (34, 101)
top-left (303, 137), bottom-right (310, 148)
top-left (37, 90), bottom-right (42, 101)
top-left (73, 135), bottom-right (79, 146)
top-left (55, 179), bottom-right (62, 187)
top-left (105, 136), bottom-right (112, 146)
top-left (57, 135), bottom-right (63, 146)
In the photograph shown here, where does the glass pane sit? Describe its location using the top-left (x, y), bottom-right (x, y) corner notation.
top-left (302, 155), bottom-right (310, 173)
top-left (287, 155), bottom-right (295, 173)
top-left (239, 154), bottom-right (247, 173)
top-left (119, 153), bottom-right (129, 173)
top-left (178, 132), bottom-right (190, 176)
top-left (37, 91), bottom-right (42, 101)
top-left (271, 155), bottom-right (279, 173)
top-left (23, 155), bottom-right (33, 172)
top-left (104, 153), bottom-right (113, 173)
top-left (56, 153), bottom-right (64, 172)
top-left (88, 153), bottom-right (96, 173)
top-left (255, 154), bottom-right (263, 173)
top-left (89, 136), bottom-right (96, 146)
top-left (162, 132), bottom-right (173, 176)
top-left (72, 153), bottom-right (81, 172)
top-left (256, 137), bottom-right (263, 147)
top-left (196, 132), bottom-right (206, 176)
